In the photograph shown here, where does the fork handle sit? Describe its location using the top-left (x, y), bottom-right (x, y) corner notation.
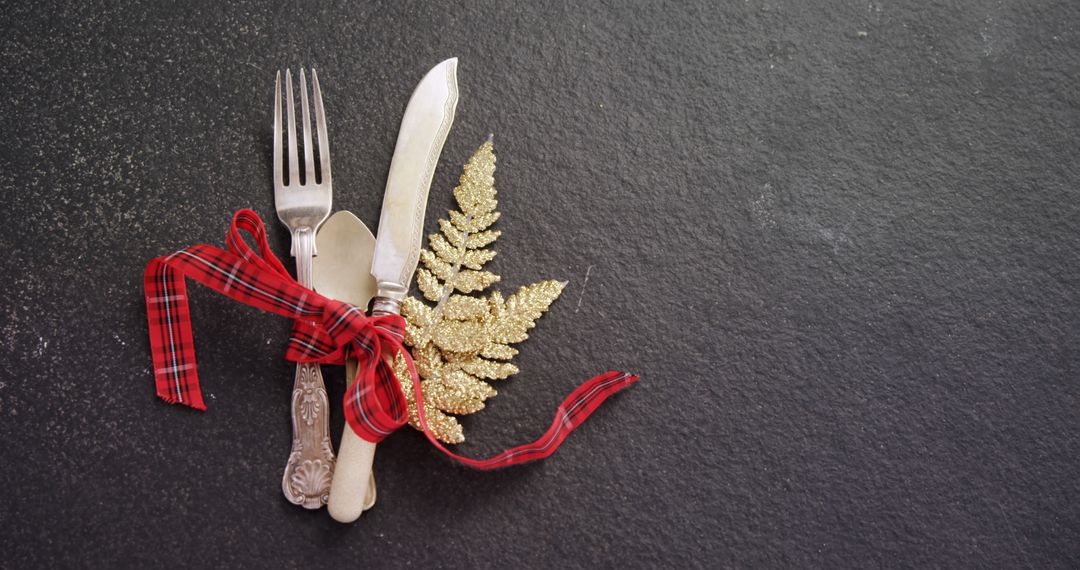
top-left (281, 228), bottom-right (336, 509)
top-left (292, 227), bottom-right (317, 285)
top-left (328, 357), bottom-right (378, 522)
top-left (281, 361), bottom-right (335, 508)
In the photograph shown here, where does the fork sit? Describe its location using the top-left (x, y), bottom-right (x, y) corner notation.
top-left (273, 68), bottom-right (335, 509)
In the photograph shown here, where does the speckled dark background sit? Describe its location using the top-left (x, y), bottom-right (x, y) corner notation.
top-left (2, 0), bottom-right (1079, 568)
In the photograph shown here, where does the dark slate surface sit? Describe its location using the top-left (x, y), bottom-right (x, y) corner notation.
top-left (2, 0), bottom-right (1079, 567)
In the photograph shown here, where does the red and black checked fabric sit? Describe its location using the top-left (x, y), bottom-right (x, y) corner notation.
top-left (144, 209), bottom-right (639, 469)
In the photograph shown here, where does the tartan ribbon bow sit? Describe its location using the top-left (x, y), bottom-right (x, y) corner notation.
top-left (288, 300), bottom-right (411, 442)
top-left (144, 209), bottom-right (638, 469)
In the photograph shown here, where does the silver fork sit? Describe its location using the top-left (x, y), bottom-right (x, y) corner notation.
top-left (273, 68), bottom-right (335, 509)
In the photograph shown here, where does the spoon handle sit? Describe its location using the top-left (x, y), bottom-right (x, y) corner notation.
top-left (328, 358), bottom-right (377, 522)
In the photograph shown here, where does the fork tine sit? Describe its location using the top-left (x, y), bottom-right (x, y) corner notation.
top-left (299, 69), bottom-right (316, 186)
top-left (273, 71), bottom-right (282, 187)
top-left (285, 69), bottom-right (300, 187)
top-left (311, 69), bottom-right (331, 185)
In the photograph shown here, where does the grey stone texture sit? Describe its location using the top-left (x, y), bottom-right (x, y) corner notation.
top-left (1, 0), bottom-right (1079, 567)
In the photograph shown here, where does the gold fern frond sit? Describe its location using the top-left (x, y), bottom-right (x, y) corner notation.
top-left (480, 343), bottom-right (518, 360)
top-left (450, 210), bottom-right (500, 233)
top-left (418, 250), bottom-right (454, 281)
top-left (416, 269), bottom-right (445, 302)
top-left (486, 281), bottom-right (567, 344)
top-left (394, 353), bottom-right (464, 444)
top-left (441, 295), bottom-right (489, 320)
top-left (465, 230), bottom-right (501, 249)
top-left (461, 358), bottom-right (519, 380)
top-left (427, 370), bottom-right (497, 414)
top-left (450, 269), bottom-right (500, 294)
top-left (432, 320), bottom-right (487, 353)
top-left (396, 138), bottom-right (565, 444)
top-left (438, 219), bottom-right (466, 248)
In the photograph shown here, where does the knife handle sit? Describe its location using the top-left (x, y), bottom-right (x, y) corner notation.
top-left (328, 358), bottom-right (377, 522)
top-left (371, 294), bottom-right (403, 315)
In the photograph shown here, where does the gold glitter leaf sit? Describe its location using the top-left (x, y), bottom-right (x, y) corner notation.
top-left (480, 343), bottom-right (518, 360)
top-left (441, 295), bottom-right (490, 320)
top-left (402, 298), bottom-right (436, 345)
top-left (433, 320), bottom-right (488, 353)
top-left (487, 281), bottom-right (566, 344)
top-left (506, 280), bottom-right (565, 320)
top-left (394, 139), bottom-right (565, 443)
top-left (412, 344), bottom-right (442, 379)
top-left (428, 233), bottom-right (455, 261)
top-left (404, 322), bottom-right (423, 346)
top-left (465, 230), bottom-right (501, 249)
top-left (419, 250), bottom-right (453, 281)
top-left (461, 358), bottom-right (519, 380)
top-left (429, 230), bottom-right (497, 270)
top-left (487, 291), bottom-right (505, 313)
top-left (394, 353), bottom-right (465, 444)
top-left (427, 408), bottom-right (464, 444)
top-left (450, 210), bottom-right (500, 233)
top-left (460, 248), bottom-right (497, 270)
top-left (416, 268), bottom-right (445, 303)
top-left (401, 297), bottom-right (435, 326)
top-left (427, 370), bottom-right (497, 414)
top-left (452, 144), bottom-right (498, 216)
top-left (438, 219), bottom-right (466, 248)
top-left (454, 190), bottom-right (497, 217)
top-left (451, 269), bottom-right (500, 294)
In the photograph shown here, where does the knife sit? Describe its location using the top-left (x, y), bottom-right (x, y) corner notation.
top-left (327, 58), bottom-right (459, 523)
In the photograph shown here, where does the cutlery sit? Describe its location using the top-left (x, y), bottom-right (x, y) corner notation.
top-left (273, 68), bottom-right (336, 509)
top-left (312, 211), bottom-right (379, 515)
top-left (327, 58), bottom-right (459, 522)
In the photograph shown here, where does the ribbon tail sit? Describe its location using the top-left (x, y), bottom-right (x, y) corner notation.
top-left (143, 211), bottom-right (333, 411)
top-left (144, 257), bottom-right (207, 411)
top-left (403, 349), bottom-right (639, 469)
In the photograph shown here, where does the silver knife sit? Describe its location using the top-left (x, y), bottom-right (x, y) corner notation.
top-left (326, 58), bottom-right (459, 523)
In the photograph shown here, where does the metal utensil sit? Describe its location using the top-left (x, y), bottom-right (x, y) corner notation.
top-left (327, 58), bottom-right (459, 523)
top-left (273, 68), bottom-right (335, 509)
top-left (312, 211), bottom-right (379, 515)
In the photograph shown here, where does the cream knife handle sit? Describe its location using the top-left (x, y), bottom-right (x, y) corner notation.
top-left (328, 358), bottom-right (378, 523)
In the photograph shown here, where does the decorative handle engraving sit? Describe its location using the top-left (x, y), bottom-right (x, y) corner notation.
top-left (282, 361), bottom-right (335, 509)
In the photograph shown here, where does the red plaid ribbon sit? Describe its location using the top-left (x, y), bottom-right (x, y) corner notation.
top-left (144, 209), bottom-right (638, 469)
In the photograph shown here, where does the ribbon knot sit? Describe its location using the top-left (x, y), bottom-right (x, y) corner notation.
top-left (144, 209), bottom-right (638, 469)
top-left (288, 300), bottom-right (412, 442)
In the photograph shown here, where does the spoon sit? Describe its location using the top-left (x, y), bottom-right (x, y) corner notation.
top-left (312, 210), bottom-right (379, 520)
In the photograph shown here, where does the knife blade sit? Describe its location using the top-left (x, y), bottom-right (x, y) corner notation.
top-left (370, 57), bottom-right (459, 313)
top-left (327, 58), bottom-right (459, 523)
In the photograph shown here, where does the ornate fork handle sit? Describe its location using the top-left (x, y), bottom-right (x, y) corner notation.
top-left (281, 228), bottom-right (335, 508)
top-left (282, 362), bottom-right (334, 508)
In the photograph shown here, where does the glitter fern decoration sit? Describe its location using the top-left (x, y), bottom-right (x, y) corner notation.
top-left (393, 137), bottom-right (566, 444)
